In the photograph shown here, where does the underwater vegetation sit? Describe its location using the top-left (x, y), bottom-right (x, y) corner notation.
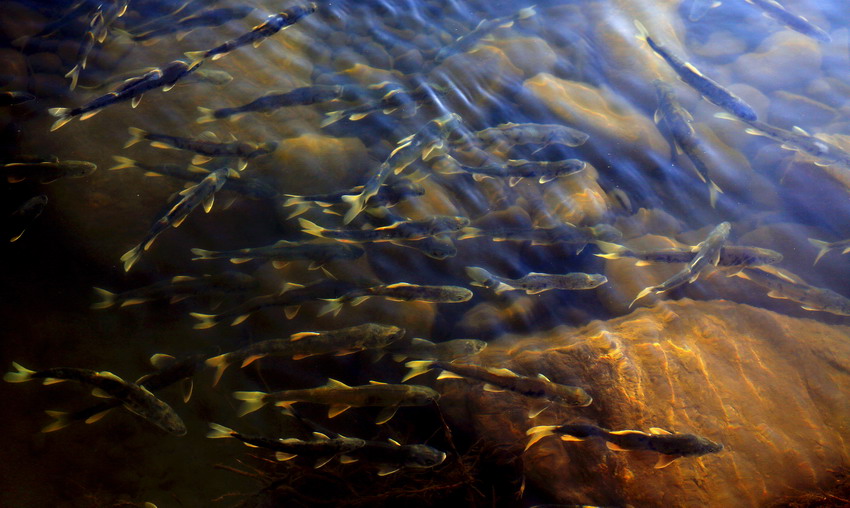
top-left (3, 0), bottom-right (850, 506)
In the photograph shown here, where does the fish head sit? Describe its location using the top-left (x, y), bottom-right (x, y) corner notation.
top-left (373, 325), bottom-right (406, 347)
top-left (420, 237), bottom-right (457, 259)
top-left (585, 273), bottom-right (609, 289)
top-left (340, 437), bottom-right (367, 452)
top-left (448, 287), bottom-right (474, 302)
top-left (64, 161), bottom-right (98, 178)
top-left (752, 247), bottom-right (783, 266)
top-left (590, 223), bottom-right (623, 243)
top-left (452, 339), bottom-right (487, 358)
top-left (409, 385), bottom-right (441, 404)
top-left (403, 444), bottom-right (446, 469)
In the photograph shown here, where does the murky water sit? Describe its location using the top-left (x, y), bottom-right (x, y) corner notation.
top-left (3, 0), bottom-right (850, 506)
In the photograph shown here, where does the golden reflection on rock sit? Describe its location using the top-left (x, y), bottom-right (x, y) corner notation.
top-left (265, 134), bottom-right (370, 195)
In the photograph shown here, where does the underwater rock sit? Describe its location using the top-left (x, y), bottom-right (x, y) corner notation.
top-left (689, 30), bottom-right (748, 60)
top-left (612, 208), bottom-right (684, 241)
top-left (539, 163), bottom-right (610, 226)
top-left (484, 37), bottom-right (557, 78)
top-left (767, 91), bottom-right (838, 130)
top-left (733, 31), bottom-right (822, 93)
top-left (264, 134), bottom-right (371, 195)
top-left (439, 299), bottom-right (850, 506)
top-left (0, 2), bottom-right (45, 42)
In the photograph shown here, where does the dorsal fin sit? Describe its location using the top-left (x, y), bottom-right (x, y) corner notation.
top-left (649, 427), bottom-right (673, 435)
top-left (325, 378), bottom-right (350, 389)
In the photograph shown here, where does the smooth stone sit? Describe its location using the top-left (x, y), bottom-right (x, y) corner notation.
top-left (733, 31), bottom-right (822, 92)
top-left (483, 37), bottom-right (558, 78)
top-left (768, 91), bottom-right (838, 130)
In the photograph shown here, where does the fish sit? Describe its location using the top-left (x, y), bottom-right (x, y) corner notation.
top-left (64, 21), bottom-right (98, 90)
top-left (130, 6), bottom-right (256, 42)
top-left (466, 266), bottom-right (608, 295)
top-left (320, 82), bottom-right (445, 127)
top-left (432, 6), bottom-right (537, 65)
top-left (525, 423), bottom-right (722, 468)
top-left (732, 267), bottom-right (850, 316)
top-left (473, 123), bottom-right (590, 151)
top-left (404, 361), bottom-right (592, 417)
top-left (198, 84), bottom-right (363, 123)
top-left (808, 237), bottom-right (850, 264)
top-left (282, 179), bottom-right (425, 219)
top-left (634, 21), bottom-right (757, 121)
top-left (4, 362), bottom-right (186, 435)
top-left (653, 79), bottom-right (723, 206)
top-left (384, 337), bottom-right (487, 362)
top-left (595, 242), bottom-right (782, 268)
top-left (390, 235), bottom-right (458, 260)
top-left (319, 283), bottom-right (473, 317)
top-left (630, 222), bottom-right (731, 306)
top-left (233, 379), bottom-right (439, 424)
top-left (438, 157), bottom-right (586, 186)
top-left (0, 91), bottom-right (35, 106)
top-left (184, 3), bottom-right (317, 63)
top-left (9, 195), bottom-right (47, 242)
top-left (689, 0), bottom-right (722, 21)
top-left (42, 353), bottom-right (206, 432)
top-left (745, 0), bottom-right (830, 43)
top-left (340, 439), bottom-right (446, 476)
top-left (207, 423), bottom-right (366, 466)
top-left (3, 158), bottom-right (96, 184)
top-left (120, 167), bottom-right (237, 272)
top-left (124, 128), bottom-right (277, 170)
top-left (299, 216), bottom-right (469, 243)
top-left (459, 223), bottom-right (622, 247)
top-left (109, 156), bottom-right (280, 199)
top-left (90, 271), bottom-right (257, 309)
top-left (205, 323), bottom-right (405, 385)
top-left (191, 240), bottom-right (364, 268)
top-left (49, 60), bottom-right (203, 131)
top-left (80, 68), bottom-right (233, 92)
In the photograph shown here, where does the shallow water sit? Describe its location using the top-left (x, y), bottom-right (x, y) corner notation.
top-left (2, 0), bottom-right (850, 506)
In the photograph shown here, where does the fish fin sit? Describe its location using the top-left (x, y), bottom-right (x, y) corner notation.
top-left (402, 360), bottom-right (434, 382)
top-left (291, 353), bottom-right (313, 360)
top-left (149, 353), bottom-right (176, 369)
top-left (284, 306), bottom-right (300, 319)
top-left (290, 331), bottom-right (320, 341)
top-left (109, 156), bottom-right (138, 171)
top-left (90, 287), bottom-right (116, 309)
top-left (649, 427), bottom-right (672, 435)
top-left (41, 410), bottom-right (72, 433)
top-left (606, 442), bottom-right (630, 451)
top-left (228, 257), bottom-right (251, 264)
top-left (766, 290), bottom-right (788, 300)
top-left (190, 312), bottom-right (218, 329)
top-left (629, 287), bottom-right (654, 308)
top-left (207, 422), bottom-right (235, 439)
top-left (91, 388), bottom-right (112, 399)
top-left (320, 111), bottom-right (345, 127)
top-left (232, 391), bottom-right (268, 416)
top-left (508, 177), bottom-right (522, 187)
top-left (65, 64), bottom-right (81, 90)
top-left (79, 109), bottom-right (101, 122)
top-left (196, 107), bottom-right (216, 124)
top-left (377, 467), bottom-right (400, 476)
top-left (85, 408), bottom-right (113, 424)
top-left (4, 362), bottom-right (36, 383)
top-left (537, 373), bottom-right (551, 382)
top-left (483, 383), bottom-right (505, 392)
top-left (375, 405), bottom-right (399, 425)
top-left (231, 314), bottom-right (250, 326)
top-left (559, 434), bottom-right (586, 442)
top-left (314, 456), bottom-right (335, 468)
top-left (184, 51), bottom-right (207, 63)
top-left (339, 455), bottom-right (358, 464)
top-left (42, 378), bottom-right (66, 385)
top-left (298, 218), bottom-right (326, 238)
top-left (708, 181), bottom-right (722, 208)
top-left (202, 194), bottom-right (215, 213)
top-left (181, 378), bottom-right (194, 403)
top-left (341, 192), bottom-right (368, 225)
top-left (318, 299), bottom-right (343, 317)
top-left (120, 298), bottom-right (150, 307)
top-left (527, 402), bottom-right (550, 419)
top-left (655, 454), bottom-right (680, 469)
top-left (124, 127), bottom-right (148, 149)
top-left (524, 425), bottom-right (557, 450)
top-left (205, 354), bottom-right (229, 386)
top-left (436, 371), bottom-right (464, 380)
top-left (274, 452), bottom-right (297, 461)
top-left (131, 95), bottom-right (142, 108)
top-left (633, 19), bottom-right (649, 41)
top-left (325, 378), bottom-right (350, 389)
top-left (191, 154), bottom-right (213, 165)
top-left (49, 110), bottom-right (74, 131)
top-left (328, 405), bottom-right (351, 418)
top-left (269, 260), bottom-right (288, 269)
top-left (808, 238), bottom-right (832, 265)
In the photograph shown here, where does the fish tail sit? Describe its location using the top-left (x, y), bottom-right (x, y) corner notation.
top-left (4, 362), bottom-right (36, 383)
top-left (204, 354), bottom-right (230, 386)
top-left (341, 192), bottom-right (367, 225)
top-left (206, 422), bottom-right (236, 439)
top-left (90, 287), bottom-right (116, 309)
top-left (708, 180), bottom-right (723, 208)
top-left (630, 286), bottom-right (654, 308)
top-left (319, 110), bottom-right (345, 128)
top-left (283, 200), bottom-right (311, 219)
top-left (120, 244), bottom-right (143, 272)
top-left (196, 106), bottom-right (215, 124)
top-left (633, 19), bottom-right (649, 42)
top-left (808, 238), bottom-right (833, 265)
top-left (593, 240), bottom-right (627, 259)
top-left (402, 360), bottom-right (435, 382)
top-left (124, 127), bottom-right (146, 148)
top-left (524, 425), bottom-right (558, 450)
top-left (190, 248), bottom-right (216, 260)
top-left (48, 108), bottom-right (72, 131)
top-left (298, 218), bottom-right (326, 238)
top-left (184, 51), bottom-right (207, 64)
top-left (465, 266), bottom-right (492, 287)
top-left (317, 298), bottom-right (344, 317)
top-left (109, 156), bottom-right (138, 171)
top-left (65, 64), bottom-right (81, 90)
top-left (190, 312), bottom-right (218, 329)
top-left (42, 410), bottom-right (72, 433)
top-left (232, 391), bottom-right (268, 416)
top-left (517, 5), bottom-right (536, 19)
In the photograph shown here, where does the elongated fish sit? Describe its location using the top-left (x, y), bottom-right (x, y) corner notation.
top-left (745, 0), bottom-right (830, 43)
top-left (596, 242), bottom-right (782, 267)
top-left (5, 362), bottom-right (186, 435)
top-left (4, 158), bottom-right (96, 183)
top-left (184, 3), bottom-right (317, 63)
top-left (299, 216), bottom-right (469, 243)
top-left (205, 323), bottom-right (405, 385)
top-left (404, 361), bottom-right (592, 416)
top-left (131, 6), bottom-right (255, 42)
top-left (9, 195), bottom-right (47, 242)
top-left (432, 6), bottom-right (537, 65)
top-left (191, 240), bottom-right (363, 268)
top-left (732, 267), bottom-right (850, 316)
top-left (392, 235), bottom-right (458, 260)
top-left (80, 68), bottom-right (233, 91)
top-left (125, 128), bottom-right (276, 170)
top-left (439, 157), bottom-right (586, 186)
top-left (473, 123), bottom-right (589, 151)
top-left (808, 237), bottom-right (850, 264)
top-left (653, 79), bottom-right (723, 206)
top-left (91, 272), bottom-right (257, 309)
top-left (199, 84), bottom-right (363, 123)
top-left (42, 353), bottom-right (205, 432)
top-left (319, 283), bottom-right (473, 317)
top-left (121, 167), bottom-right (236, 272)
top-left (459, 223), bottom-right (622, 246)
top-left (384, 337), bottom-right (487, 362)
top-left (525, 423), bottom-right (722, 468)
top-left (234, 379), bottom-right (439, 424)
top-left (466, 266), bottom-right (607, 295)
top-left (635, 21), bottom-right (757, 121)
top-left (340, 439), bottom-right (446, 476)
top-left (282, 179), bottom-right (424, 219)
top-left (320, 82), bottom-right (447, 127)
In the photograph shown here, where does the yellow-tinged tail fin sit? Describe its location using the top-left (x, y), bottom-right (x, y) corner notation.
top-left (298, 218), bottom-right (326, 238)
top-left (196, 106), bottom-right (216, 124)
top-left (4, 362), bottom-right (35, 383)
top-left (402, 360), bottom-right (434, 382)
top-left (124, 127), bottom-right (147, 148)
top-left (91, 287), bottom-right (117, 309)
top-left (42, 410), bottom-right (72, 433)
top-left (190, 312), bottom-right (218, 329)
top-left (120, 244), bottom-right (143, 272)
top-left (233, 391), bottom-right (268, 416)
top-left (205, 354), bottom-right (230, 386)
top-left (525, 425), bottom-right (558, 450)
top-left (207, 422), bottom-right (235, 439)
top-left (109, 156), bottom-right (138, 171)
top-left (808, 238), bottom-right (833, 265)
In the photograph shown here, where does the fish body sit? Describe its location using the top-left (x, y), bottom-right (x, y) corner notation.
top-left (9, 195), bottom-right (47, 242)
top-left (342, 440), bottom-right (446, 475)
top-left (120, 167), bottom-right (233, 271)
top-left (282, 179), bottom-right (425, 219)
top-left (474, 123), bottom-right (589, 150)
top-left (447, 158), bottom-right (586, 185)
top-left (125, 127), bottom-right (276, 167)
top-left (4, 159), bottom-right (96, 183)
top-left (207, 423), bottom-right (366, 464)
top-left (321, 283), bottom-right (473, 316)
top-left (733, 267), bottom-right (850, 316)
top-left (460, 223), bottom-right (621, 246)
top-left (385, 337), bottom-right (487, 362)
top-left (132, 6), bottom-right (255, 41)
top-left (300, 216), bottom-right (469, 243)
top-left (392, 235), bottom-right (458, 260)
top-left (91, 272), bottom-right (257, 309)
top-left (191, 240), bottom-right (364, 267)
top-left (321, 82), bottom-right (444, 127)
top-left (526, 423), bottom-right (722, 468)
top-left (596, 243), bottom-right (782, 267)
top-left (432, 6), bottom-right (537, 64)
top-left (82, 67), bottom-right (232, 91)
top-left (635, 21), bottom-right (757, 121)
top-left (0, 91), bottom-right (35, 106)
top-left (205, 323), bottom-right (405, 384)
top-left (202, 85), bottom-right (361, 122)
top-left (746, 0), bottom-right (830, 43)
top-left (466, 266), bottom-right (607, 294)
top-left (4, 363), bottom-right (186, 435)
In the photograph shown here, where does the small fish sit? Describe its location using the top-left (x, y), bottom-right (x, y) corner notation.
top-left (300, 216), bottom-right (469, 243)
top-left (4, 362), bottom-right (186, 435)
top-left (473, 123), bottom-right (589, 151)
top-left (596, 242), bottom-right (782, 268)
top-left (391, 235), bottom-right (458, 260)
top-left (131, 6), bottom-right (255, 42)
top-left (282, 179), bottom-right (425, 219)
top-left (80, 67), bottom-right (232, 92)
top-left (459, 223), bottom-right (622, 247)
top-left (207, 423), bottom-right (366, 466)
top-left (184, 3), bottom-right (317, 63)
top-left (653, 79), bottom-right (723, 206)
top-left (109, 156), bottom-right (279, 199)
top-left (733, 267), bottom-right (850, 316)
top-left (121, 167), bottom-right (236, 272)
top-left (191, 240), bottom-right (363, 268)
top-left (466, 266), bottom-right (608, 295)
top-left (320, 82), bottom-right (444, 127)
top-left (745, 0), bottom-right (830, 43)
top-left (631, 222), bottom-right (731, 306)
top-left (525, 423), bottom-right (722, 469)
top-left (635, 21), bottom-right (757, 121)
top-left (404, 361), bottom-right (592, 416)
top-left (9, 195), bottom-right (47, 242)
top-left (42, 353), bottom-right (206, 432)
top-left (319, 283), bottom-right (473, 317)
top-left (199, 84), bottom-right (363, 123)
top-left (205, 323), bottom-right (405, 385)
top-left (341, 439), bottom-right (446, 476)
top-left (124, 128), bottom-right (276, 170)
top-left (689, 0), bottom-right (722, 21)
top-left (384, 337), bottom-right (487, 362)
top-left (4, 159), bottom-right (96, 184)
top-left (432, 6), bottom-right (537, 65)
top-left (234, 379), bottom-right (439, 424)
top-left (91, 272), bottom-right (257, 309)
top-left (0, 91), bottom-right (35, 106)
top-left (808, 237), bottom-right (850, 264)
top-left (440, 157), bottom-right (586, 186)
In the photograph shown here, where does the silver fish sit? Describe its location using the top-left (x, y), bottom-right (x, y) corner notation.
top-left (466, 266), bottom-right (607, 295)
